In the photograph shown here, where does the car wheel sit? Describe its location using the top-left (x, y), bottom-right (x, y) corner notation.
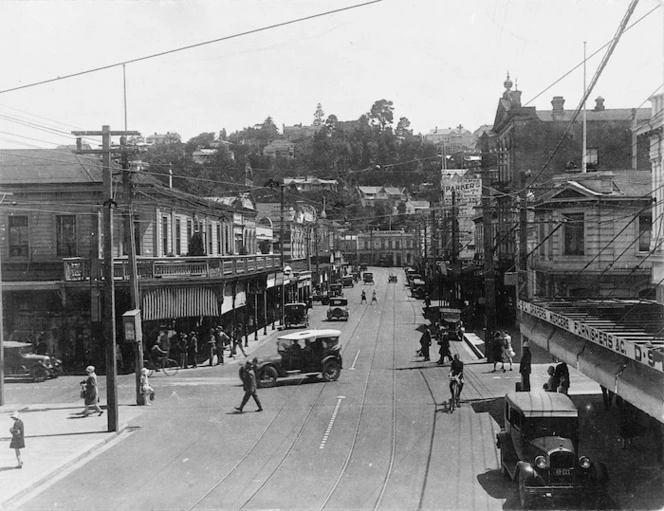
top-left (31, 365), bottom-right (48, 383)
top-left (258, 366), bottom-right (278, 388)
top-left (518, 470), bottom-right (533, 509)
top-left (322, 360), bottom-right (341, 382)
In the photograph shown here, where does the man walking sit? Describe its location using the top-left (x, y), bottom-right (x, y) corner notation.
top-left (519, 341), bottom-right (532, 391)
top-left (214, 327), bottom-right (229, 366)
top-left (419, 325), bottom-right (431, 361)
top-left (235, 359), bottom-right (263, 413)
top-left (231, 327), bottom-right (247, 358)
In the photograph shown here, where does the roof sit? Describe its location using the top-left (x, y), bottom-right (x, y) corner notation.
top-left (277, 329), bottom-right (342, 341)
top-left (383, 186), bottom-right (403, 195)
top-left (535, 107), bottom-right (650, 123)
top-left (358, 186), bottom-right (381, 194)
top-left (505, 391), bottom-right (578, 417)
top-left (0, 148), bottom-right (103, 184)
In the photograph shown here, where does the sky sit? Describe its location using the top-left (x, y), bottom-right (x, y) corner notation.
top-left (0, 0), bottom-right (661, 150)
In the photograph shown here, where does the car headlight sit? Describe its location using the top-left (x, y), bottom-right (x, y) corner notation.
top-left (535, 456), bottom-right (548, 469)
top-left (579, 456), bottom-right (591, 469)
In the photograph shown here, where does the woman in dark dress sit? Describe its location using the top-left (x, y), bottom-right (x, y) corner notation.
top-left (9, 411), bottom-right (24, 469)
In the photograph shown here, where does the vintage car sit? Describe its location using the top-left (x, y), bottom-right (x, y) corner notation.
top-left (329, 283), bottom-right (344, 297)
top-left (411, 278), bottom-right (427, 299)
top-left (246, 329), bottom-right (343, 388)
top-left (360, 264), bottom-right (368, 271)
top-left (363, 272), bottom-right (374, 284)
top-left (438, 308), bottom-right (464, 341)
top-left (283, 302), bottom-right (309, 329)
top-left (3, 341), bottom-right (63, 382)
top-left (496, 391), bottom-right (608, 509)
top-left (388, 273), bottom-right (397, 283)
top-left (341, 276), bottom-right (355, 288)
top-left (327, 297), bottom-right (349, 321)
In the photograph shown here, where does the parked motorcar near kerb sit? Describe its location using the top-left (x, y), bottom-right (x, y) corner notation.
top-left (496, 391), bottom-right (608, 509)
top-left (283, 302), bottom-right (309, 329)
top-left (244, 329), bottom-right (343, 388)
top-left (3, 341), bottom-right (63, 382)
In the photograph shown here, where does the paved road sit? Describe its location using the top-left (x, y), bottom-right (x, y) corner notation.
top-left (5, 267), bottom-right (664, 510)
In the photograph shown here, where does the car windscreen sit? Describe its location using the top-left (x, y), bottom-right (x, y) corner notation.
top-left (318, 337), bottom-right (340, 349)
top-left (524, 417), bottom-right (578, 440)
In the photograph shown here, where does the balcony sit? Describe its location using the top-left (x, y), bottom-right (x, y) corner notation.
top-left (63, 254), bottom-right (281, 282)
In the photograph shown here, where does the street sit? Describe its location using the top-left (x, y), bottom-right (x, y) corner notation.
top-left (2, 267), bottom-right (663, 510)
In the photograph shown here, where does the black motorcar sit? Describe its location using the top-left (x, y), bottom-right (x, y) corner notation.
top-left (327, 298), bottom-right (349, 321)
top-left (3, 341), bottom-right (63, 382)
top-left (341, 276), bottom-right (355, 288)
top-left (283, 302), bottom-right (309, 329)
top-left (245, 329), bottom-right (343, 388)
top-left (496, 391), bottom-right (608, 509)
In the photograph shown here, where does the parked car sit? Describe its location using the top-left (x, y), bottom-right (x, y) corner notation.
top-left (496, 391), bottom-right (608, 509)
top-left (411, 278), bottom-right (426, 298)
top-left (3, 341), bottom-right (63, 382)
top-left (246, 329), bottom-right (343, 388)
top-left (283, 302), bottom-right (309, 329)
top-left (341, 276), bottom-right (355, 288)
top-left (388, 273), bottom-right (397, 283)
top-left (329, 283), bottom-right (343, 297)
top-left (360, 264), bottom-right (368, 271)
top-left (327, 298), bottom-right (349, 321)
top-left (363, 272), bottom-right (374, 284)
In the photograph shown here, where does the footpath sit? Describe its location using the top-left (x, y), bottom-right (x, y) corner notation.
top-left (0, 325), bottom-right (275, 510)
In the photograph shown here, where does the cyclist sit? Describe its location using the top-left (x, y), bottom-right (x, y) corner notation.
top-left (449, 353), bottom-right (464, 406)
top-left (151, 329), bottom-right (170, 371)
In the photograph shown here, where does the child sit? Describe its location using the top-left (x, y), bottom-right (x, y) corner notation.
top-left (140, 367), bottom-right (155, 405)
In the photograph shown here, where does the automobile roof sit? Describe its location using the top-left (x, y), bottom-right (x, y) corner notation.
top-left (3, 341), bottom-right (33, 349)
top-left (329, 298), bottom-right (348, 304)
top-left (278, 329), bottom-right (342, 341)
top-left (505, 391), bottom-right (578, 417)
top-left (285, 302), bottom-right (307, 307)
top-left (412, 279), bottom-right (426, 285)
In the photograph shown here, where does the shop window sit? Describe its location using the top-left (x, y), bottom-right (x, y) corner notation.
top-left (56, 215), bottom-right (77, 257)
top-left (8, 215), bottom-right (29, 257)
top-left (563, 213), bottom-right (584, 256)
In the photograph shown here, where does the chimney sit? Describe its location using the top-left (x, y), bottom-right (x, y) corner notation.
top-left (594, 96), bottom-right (605, 112)
top-left (551, 96), bottom-right (565, 120)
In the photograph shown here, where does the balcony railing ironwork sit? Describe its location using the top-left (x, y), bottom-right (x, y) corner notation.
top-left (63, 254), bottom-right (280, 282)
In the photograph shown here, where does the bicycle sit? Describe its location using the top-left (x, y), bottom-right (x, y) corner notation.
top-left (449, 374), bottom-right (462, 413)
top-left (144, 346), bottom-right (180, 376)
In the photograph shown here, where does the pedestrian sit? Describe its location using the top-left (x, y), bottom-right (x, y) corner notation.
top-left (235, 359), bottom-right (263, 413)
top-left (600, 385), bottom-right (614, 410)
top-left (361, 290), bottom-right (367, 304)
top-left (80, 365), bottom-right (103, 417)
top-left (419, 325), bottom-right (431, 361)
top-left (501, 331), bottom-right (514, 372)
top-left (214, 327), bottom-right (229, 365)
top-left (492, 332), bottom-right (505, 372)
top-left (140, 367), bottom-right (155, 405)
top-left (231, 327), bottom-right (247, 358)
top-left (436, 331), bottom-right (452, 365)
top-left (617, 396), bottom-right (637, 448)
top-left (543, 365), bottom-right (559, 392)
top-left (8, 411), bottom-right (24, 469)
top-left (187, 331), bottom-right (198, 368)
top-left (554, 362), bottom-right (570, 394)
top-left (371, 289), bottom-right (377, 304)
top-left (424, 293), bottom-right (431, 309)
top-left (178, 333), bottom-right (188, 369)
top-left (519, 341), bottom-right (532, 391)
top-left (207, 328), bottom-right (217, 366)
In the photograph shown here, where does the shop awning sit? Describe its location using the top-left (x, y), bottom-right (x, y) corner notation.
top-left (142, 286), bottom-right (220, 321)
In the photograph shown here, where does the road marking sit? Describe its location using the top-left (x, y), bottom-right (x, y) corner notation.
top-left (319, 396), bottom-right (345, 449)
top-left (350, 350), bottom-right (361, 370)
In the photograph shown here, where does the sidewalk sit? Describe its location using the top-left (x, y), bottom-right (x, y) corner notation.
top-left (0, 323), bottom-right (277, 509)
top-left (0, 403), bottom-right (143, 509)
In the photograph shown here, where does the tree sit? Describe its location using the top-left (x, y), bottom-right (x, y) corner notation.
top-left (395, 117), bottom-right (412, 138)
top-left (313, 103), bottom-right (325, 127)
top-left (219, 128), bottom-right (227, 141)
top-left (258, 117), bottom-right (280, 145)
top-left (368, 99), bottom-right (394, 132)
top-left (185, 132), bottom-right (216, 155)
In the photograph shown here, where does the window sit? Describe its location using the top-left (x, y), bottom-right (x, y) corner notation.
top-left (8, 215), bottom-right (29, 257)
top-left (162, 216), bottom-right (169, 255)
top-left (55, 215), bottom-right (77, 257)
top-left (639, 214), bottom-right (652, 252)
top-left (217, 225), bottom-right (222, 254)
top-left (175, 219), bottom-right (181, 255)
top-left (395, 240), bottom-right (400, 250)
top-left (186, 220), bottom-right (192, 248)
top-left (208, 224), bottom-right (213, 254)
top-left (585, 147), bottom-right (599, 171)
top-left (388, 240), bottom-right (393, 249)
top-left (563, 213), bottom-right (584, 255)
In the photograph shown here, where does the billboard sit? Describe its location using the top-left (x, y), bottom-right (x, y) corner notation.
top-left (440, 171), bottom-right (481, 260)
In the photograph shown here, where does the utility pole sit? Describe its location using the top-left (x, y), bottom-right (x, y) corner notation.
top-left (518, 170), bottom-right (531, 300)
top-left (279, 184), bottom-right (285, 326)
top-left (73, 126), bottom-right (139, 432)
top-left (482, 167), bottom-right (497, 363)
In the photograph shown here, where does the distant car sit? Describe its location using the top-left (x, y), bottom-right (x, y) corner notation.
top-left (327, 297), bottom-right (349, 321)
top-left (496, 391), bottom-right (608, 509)
top-left (3, 341), bottom-right (63, 382)
top-left (283, 302), bottom-right (309, 329)
top-left (245, 329), bottom-right (343, 388)
top-left (329, 283), bottom-right (344, 297)
top-left (360, 264), bottom-right (368, 271)
top-left (388, 274), bottom-right (397, 283)
top-left (341, 276), bottom-right (355, 288)
top-left (363, 272), bottom-right (374, 284)
top-left (411, 278), bottom-right (426, 299)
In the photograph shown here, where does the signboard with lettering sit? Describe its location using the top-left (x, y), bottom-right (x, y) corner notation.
top-left (440, 172), bottom-right (481, 260)
top-left (518, 299), bottom-right (663, 373)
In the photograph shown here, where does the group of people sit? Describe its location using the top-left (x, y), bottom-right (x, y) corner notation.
top-left (417, 324), bottom-right (465, 405)
top-left (543, 361), bottom-right (571, 394)
top-left (360, 289), bottom-right (378, 304)
top-left (491, 330), bottom-right (515, 372)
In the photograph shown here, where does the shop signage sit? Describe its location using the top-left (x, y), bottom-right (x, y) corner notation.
top-left (518, 300), bottom-right (663, 372)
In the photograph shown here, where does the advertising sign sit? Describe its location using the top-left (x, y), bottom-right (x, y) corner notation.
top-left (440, 171), bottom-right (481, 260)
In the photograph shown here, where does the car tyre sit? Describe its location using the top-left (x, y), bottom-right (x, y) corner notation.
top-left (31, 365), bottom-right (48, 383)
top-left (321, 360), bottom-right (341, 382)
top-left (258, 366), bottom-right (278, 388)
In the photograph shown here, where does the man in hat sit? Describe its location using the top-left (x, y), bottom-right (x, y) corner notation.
top-left (519, 340), bottom-right (532, 391)
top-left (235, 359), bottom-right (263, 413)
